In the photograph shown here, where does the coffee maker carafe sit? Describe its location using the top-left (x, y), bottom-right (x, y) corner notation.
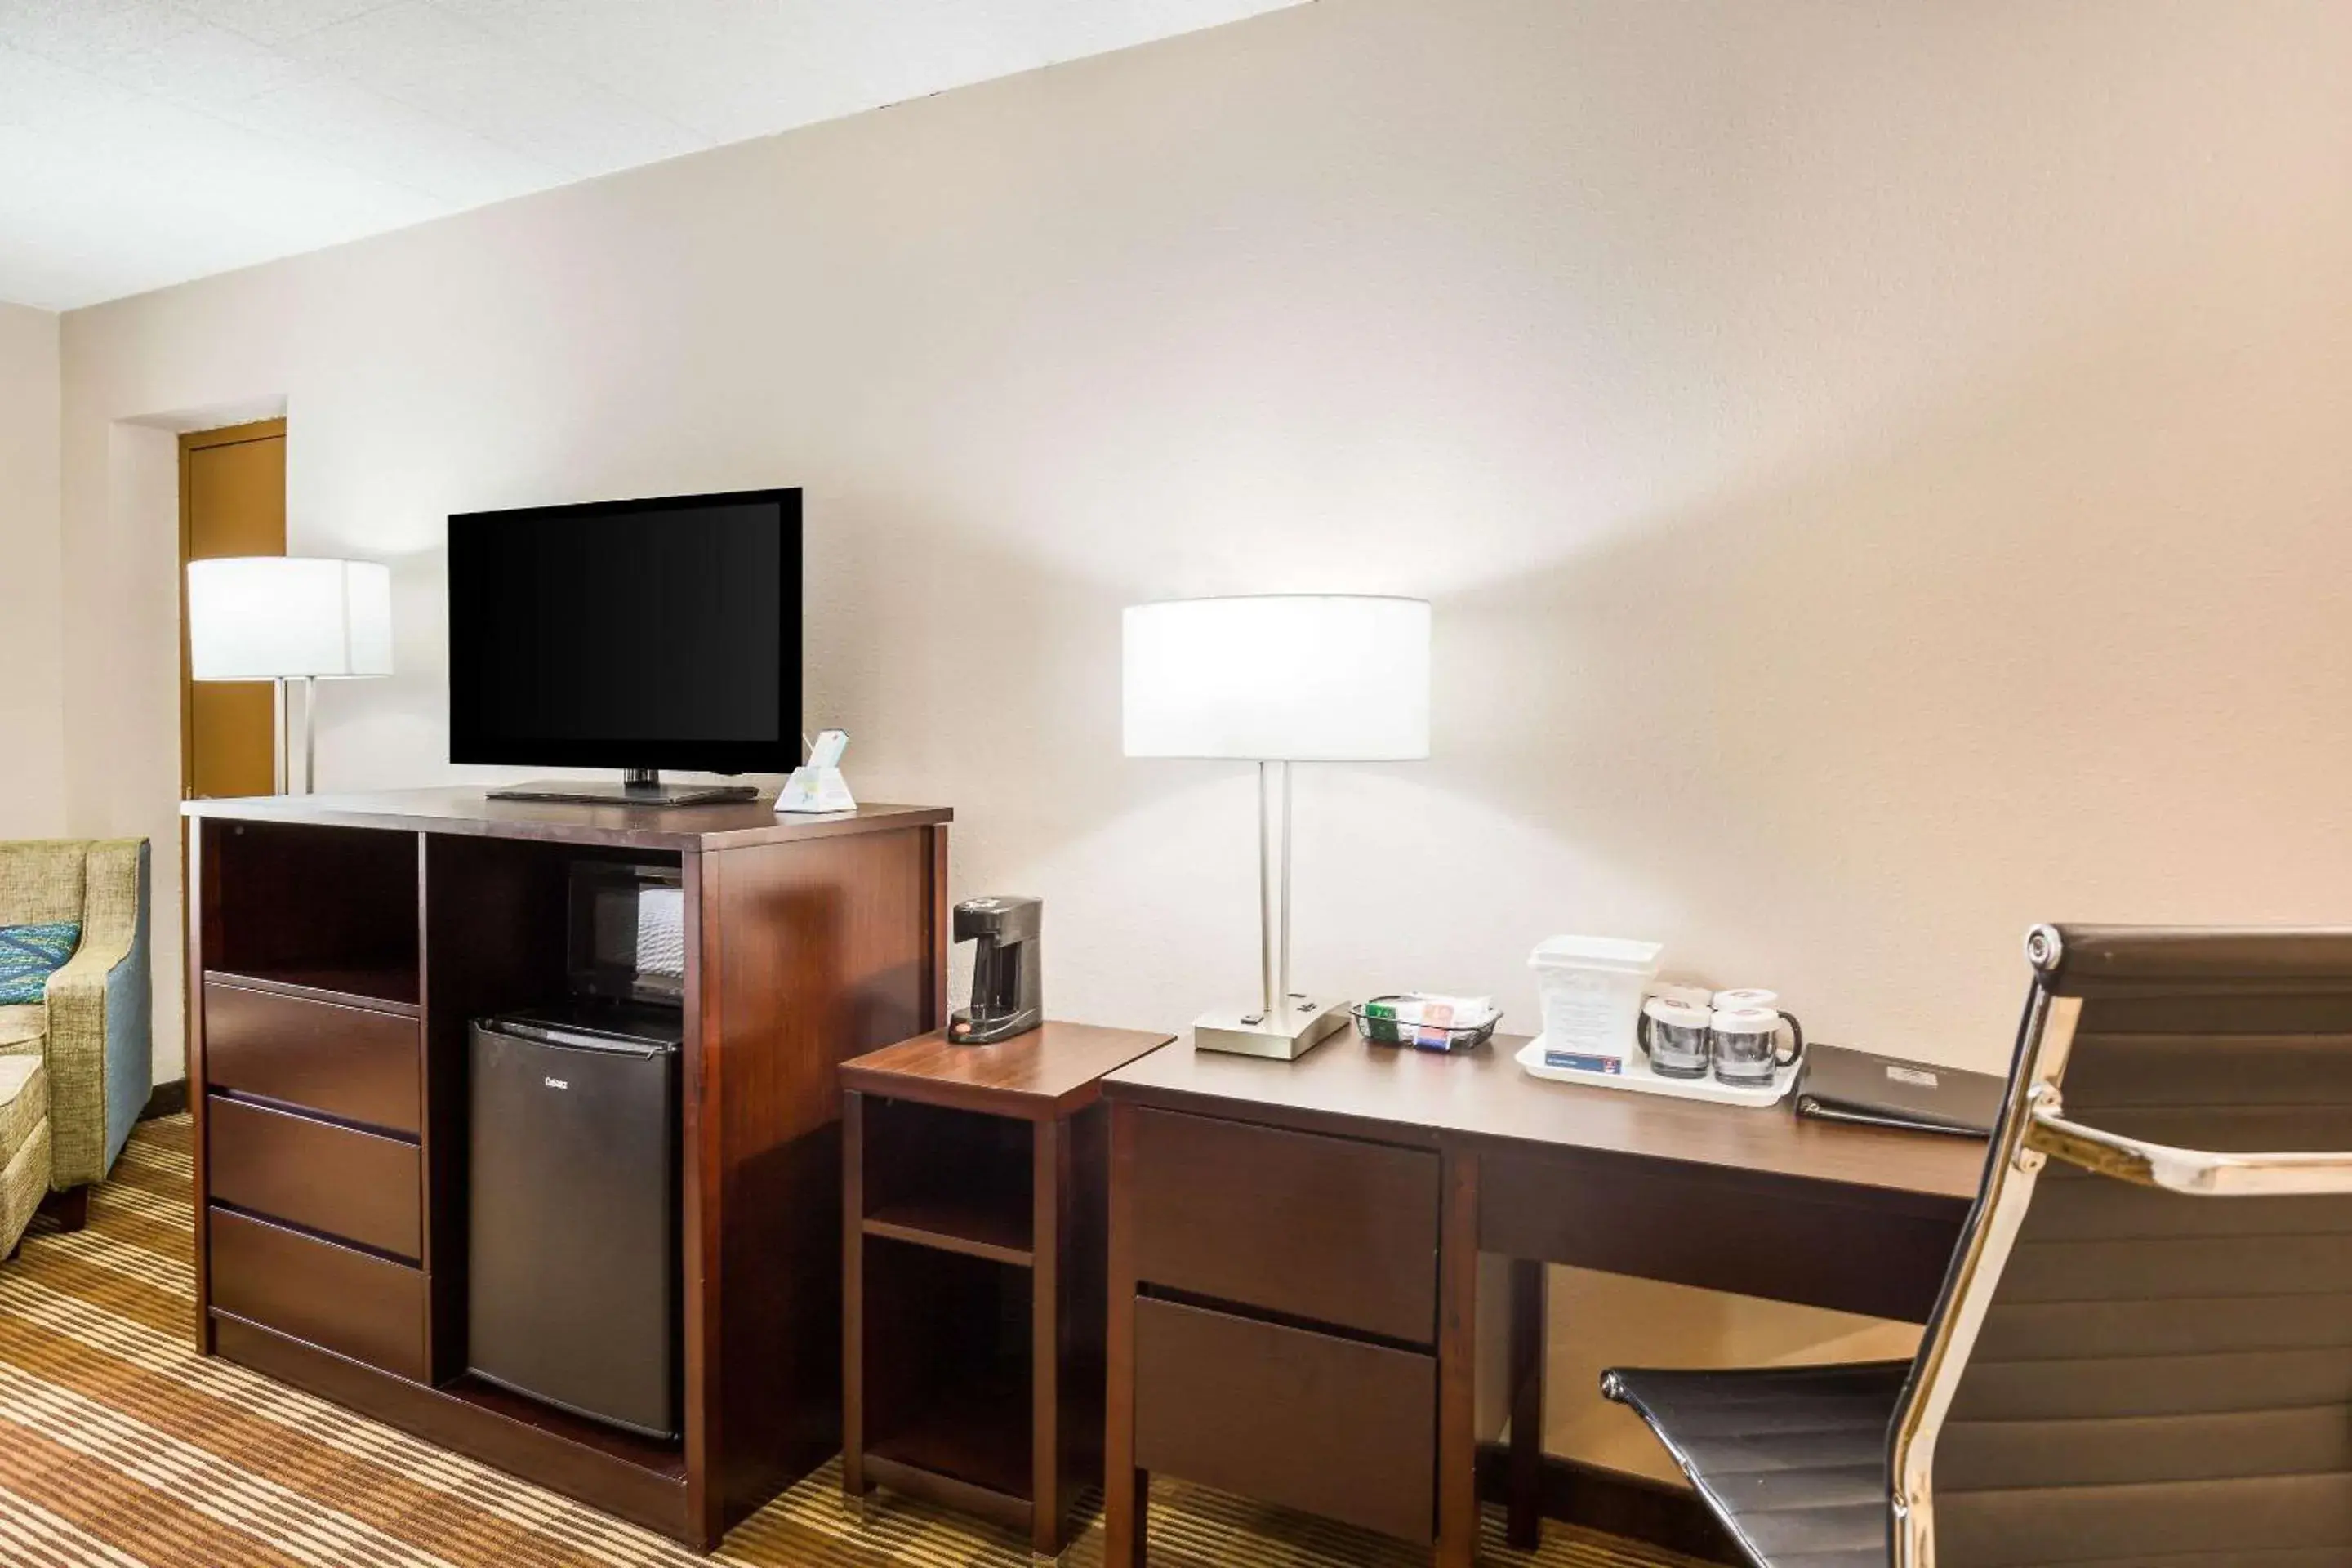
top-left (947, 895), bottom-right (1043, 1044)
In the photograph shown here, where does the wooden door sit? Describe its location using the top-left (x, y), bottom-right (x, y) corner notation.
top-left (181, 419), bottom-right (287, 799)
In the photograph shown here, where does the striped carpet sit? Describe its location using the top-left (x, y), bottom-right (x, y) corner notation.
top-left (0, 1116), bottom-right (1699, 1567)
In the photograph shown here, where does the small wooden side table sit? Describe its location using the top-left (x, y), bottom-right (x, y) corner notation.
top-left (842, 1021), bottom-right (1174, 1559)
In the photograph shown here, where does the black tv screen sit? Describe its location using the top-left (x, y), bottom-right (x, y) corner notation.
top-left (448, 488), bottom-right (801, 774)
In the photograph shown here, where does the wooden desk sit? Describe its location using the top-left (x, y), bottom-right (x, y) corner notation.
top-left (1100, 1036), bottom-right (1986, 1567)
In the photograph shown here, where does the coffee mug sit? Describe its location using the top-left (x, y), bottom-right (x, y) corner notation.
top-left (1711, 991), bottom-right (1803, 1068)
top-left (1637, 997), bottom-right (1713, 1080)
top-left (1709, 1004), bottom-right (1806, 1086)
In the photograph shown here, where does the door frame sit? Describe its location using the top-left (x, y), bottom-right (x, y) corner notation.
top-left (178, 416), bottom-right (287, 798)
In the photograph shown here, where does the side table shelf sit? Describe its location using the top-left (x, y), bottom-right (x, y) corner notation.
top-left (841, 1022), bottom-right (1174, 1559)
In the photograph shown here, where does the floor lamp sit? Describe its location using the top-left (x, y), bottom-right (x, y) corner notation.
top-left (1122, 595), bottom-right (1431, 1058)
top-left (187, 557), bottom-right (394, 795)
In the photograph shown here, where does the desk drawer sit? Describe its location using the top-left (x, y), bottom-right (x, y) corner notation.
top-left (204, 979), bottom-right (421, 1135)
top-left (207, 1095), bottom-right (421, 1261)
top-left (1480, 1146), bottom-right (1969, 1324)
top-left (209, 1206), bottom-right (426, 1380)
top-left (1135, 1295), bottom-right (1434, 1543)
top-left (1129, 1107), bottom-right (1438, 1343)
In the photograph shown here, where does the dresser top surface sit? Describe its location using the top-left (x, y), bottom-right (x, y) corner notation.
top-left (1104, 1033), bottom-right (1988, 1205)
top-left (182, 787), bottom-right (951, 850)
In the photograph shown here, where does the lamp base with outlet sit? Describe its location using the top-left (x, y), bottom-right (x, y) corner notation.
top-left (1193, 995), bottom-right (1351, 1060)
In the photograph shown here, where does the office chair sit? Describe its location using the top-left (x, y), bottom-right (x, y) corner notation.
top-left (1604, 924), bottom-right (2352, 1567)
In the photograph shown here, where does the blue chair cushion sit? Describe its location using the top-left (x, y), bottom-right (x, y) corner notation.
top-left (0, 921), bottom-right (79, 1004)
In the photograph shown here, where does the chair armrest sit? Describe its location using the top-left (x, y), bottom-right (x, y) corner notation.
top-left (2026, 1089), bottom-right (2352, 1196)
top-left (44, 939), bottom-right (134, 1012)
top-left (40, 840), bottom-right (151, 1186)
top-left (41, 942), bottom-right (131, 1178)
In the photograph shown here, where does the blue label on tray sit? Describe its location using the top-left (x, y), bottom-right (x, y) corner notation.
top-left (1544, 1051), bottom-right (1624, 1074)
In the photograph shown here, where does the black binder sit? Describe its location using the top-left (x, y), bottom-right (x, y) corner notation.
top-left (1794, 1043), bottom-right (2003, 1138)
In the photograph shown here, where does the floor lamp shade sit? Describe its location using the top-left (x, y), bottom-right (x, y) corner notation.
top-left (187, 556), bottom-right (392, 795)
top-left (1121, 595), bottom-right (1431, 761)
top-left (188, 557), bottom-right (394, 680)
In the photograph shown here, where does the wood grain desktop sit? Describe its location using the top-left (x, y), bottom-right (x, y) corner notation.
top-left (846, 1021), bottom-right (1176, 1119)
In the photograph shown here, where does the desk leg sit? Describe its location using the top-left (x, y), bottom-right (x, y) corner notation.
top-left (1506, 1258), bottom-right (1546, 1549)
top-left (842, 1090), bottom-right (871, 1501)
top-left (1437, 1147), bottom-right (1480, 1568)
top-left (1104, 1101), bottom-right (1147, 1568)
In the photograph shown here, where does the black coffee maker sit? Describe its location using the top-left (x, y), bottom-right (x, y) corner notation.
top-left (947, 895), bottom-right (1043, 1044)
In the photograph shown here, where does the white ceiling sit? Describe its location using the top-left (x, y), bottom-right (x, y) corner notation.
top-left (0, 0), bottom-right (1304, 311)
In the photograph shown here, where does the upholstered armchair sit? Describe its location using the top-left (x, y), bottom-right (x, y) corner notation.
top-left (0, 839), bottom-right (153, 1226)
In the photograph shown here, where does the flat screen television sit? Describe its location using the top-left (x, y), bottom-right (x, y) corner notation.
top-left (448, 488), bottom-right (802, 806)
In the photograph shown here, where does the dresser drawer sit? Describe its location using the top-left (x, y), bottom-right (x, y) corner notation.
top-left (1134, 1295), bottom-right (1435, 1543)
top-left (204, 979), bottom-right (421, 1135)
top-left (1129, 1107), bottom-right (1439, 1343)
top-left (207, 1095), bottom-right (421, 1261)
top-left (209, 1206), bottom-right (426, 1380)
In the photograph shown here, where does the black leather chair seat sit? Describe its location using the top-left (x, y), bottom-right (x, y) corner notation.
top-left (1601, 1361), bottom-right (1909, 1568)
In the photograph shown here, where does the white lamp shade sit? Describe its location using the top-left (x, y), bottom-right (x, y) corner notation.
top-left (188, 557), bottom-right (394, 679)
top-left (1123, 595), bottom-right (1431, 761)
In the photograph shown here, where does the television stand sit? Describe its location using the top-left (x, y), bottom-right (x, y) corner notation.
top-left (488, 769), bottom-right (760, 807)
top-left (182, 787), bottom-right (952, 1547)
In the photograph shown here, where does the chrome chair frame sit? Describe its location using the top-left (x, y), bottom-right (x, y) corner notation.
top-left (1887, 924), bottom-right (2352, 1568)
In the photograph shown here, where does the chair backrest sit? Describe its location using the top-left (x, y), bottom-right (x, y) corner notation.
top-left (0, 840), bottom-right (89, 929)
top-left (1891, 926), bottom-right (2352, 1567)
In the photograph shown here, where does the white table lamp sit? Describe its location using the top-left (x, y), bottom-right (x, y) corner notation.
top-left (1124, 595), bottom-right (1431, 1057)
top-left (188, 556), bottom-right (393, 795)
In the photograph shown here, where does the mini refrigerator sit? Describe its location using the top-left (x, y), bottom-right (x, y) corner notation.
top-left (467, 1004), bottom-right (684, 1441)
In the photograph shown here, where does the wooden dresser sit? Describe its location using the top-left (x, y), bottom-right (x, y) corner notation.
top-left (184, 789), bottom-right (951, 1549)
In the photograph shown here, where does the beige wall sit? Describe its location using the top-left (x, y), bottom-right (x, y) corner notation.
top-left (55, 0), bottom-right (2352, 1478)
top-left (0, 302), bottom-right (65, 840)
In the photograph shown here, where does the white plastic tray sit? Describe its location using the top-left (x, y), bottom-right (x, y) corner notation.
top-left (1515, 1035), bottom-right (1799, 1109)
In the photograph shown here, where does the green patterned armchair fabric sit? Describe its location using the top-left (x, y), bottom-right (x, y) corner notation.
top-left (0, 839), bottom-right (152, 1188)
